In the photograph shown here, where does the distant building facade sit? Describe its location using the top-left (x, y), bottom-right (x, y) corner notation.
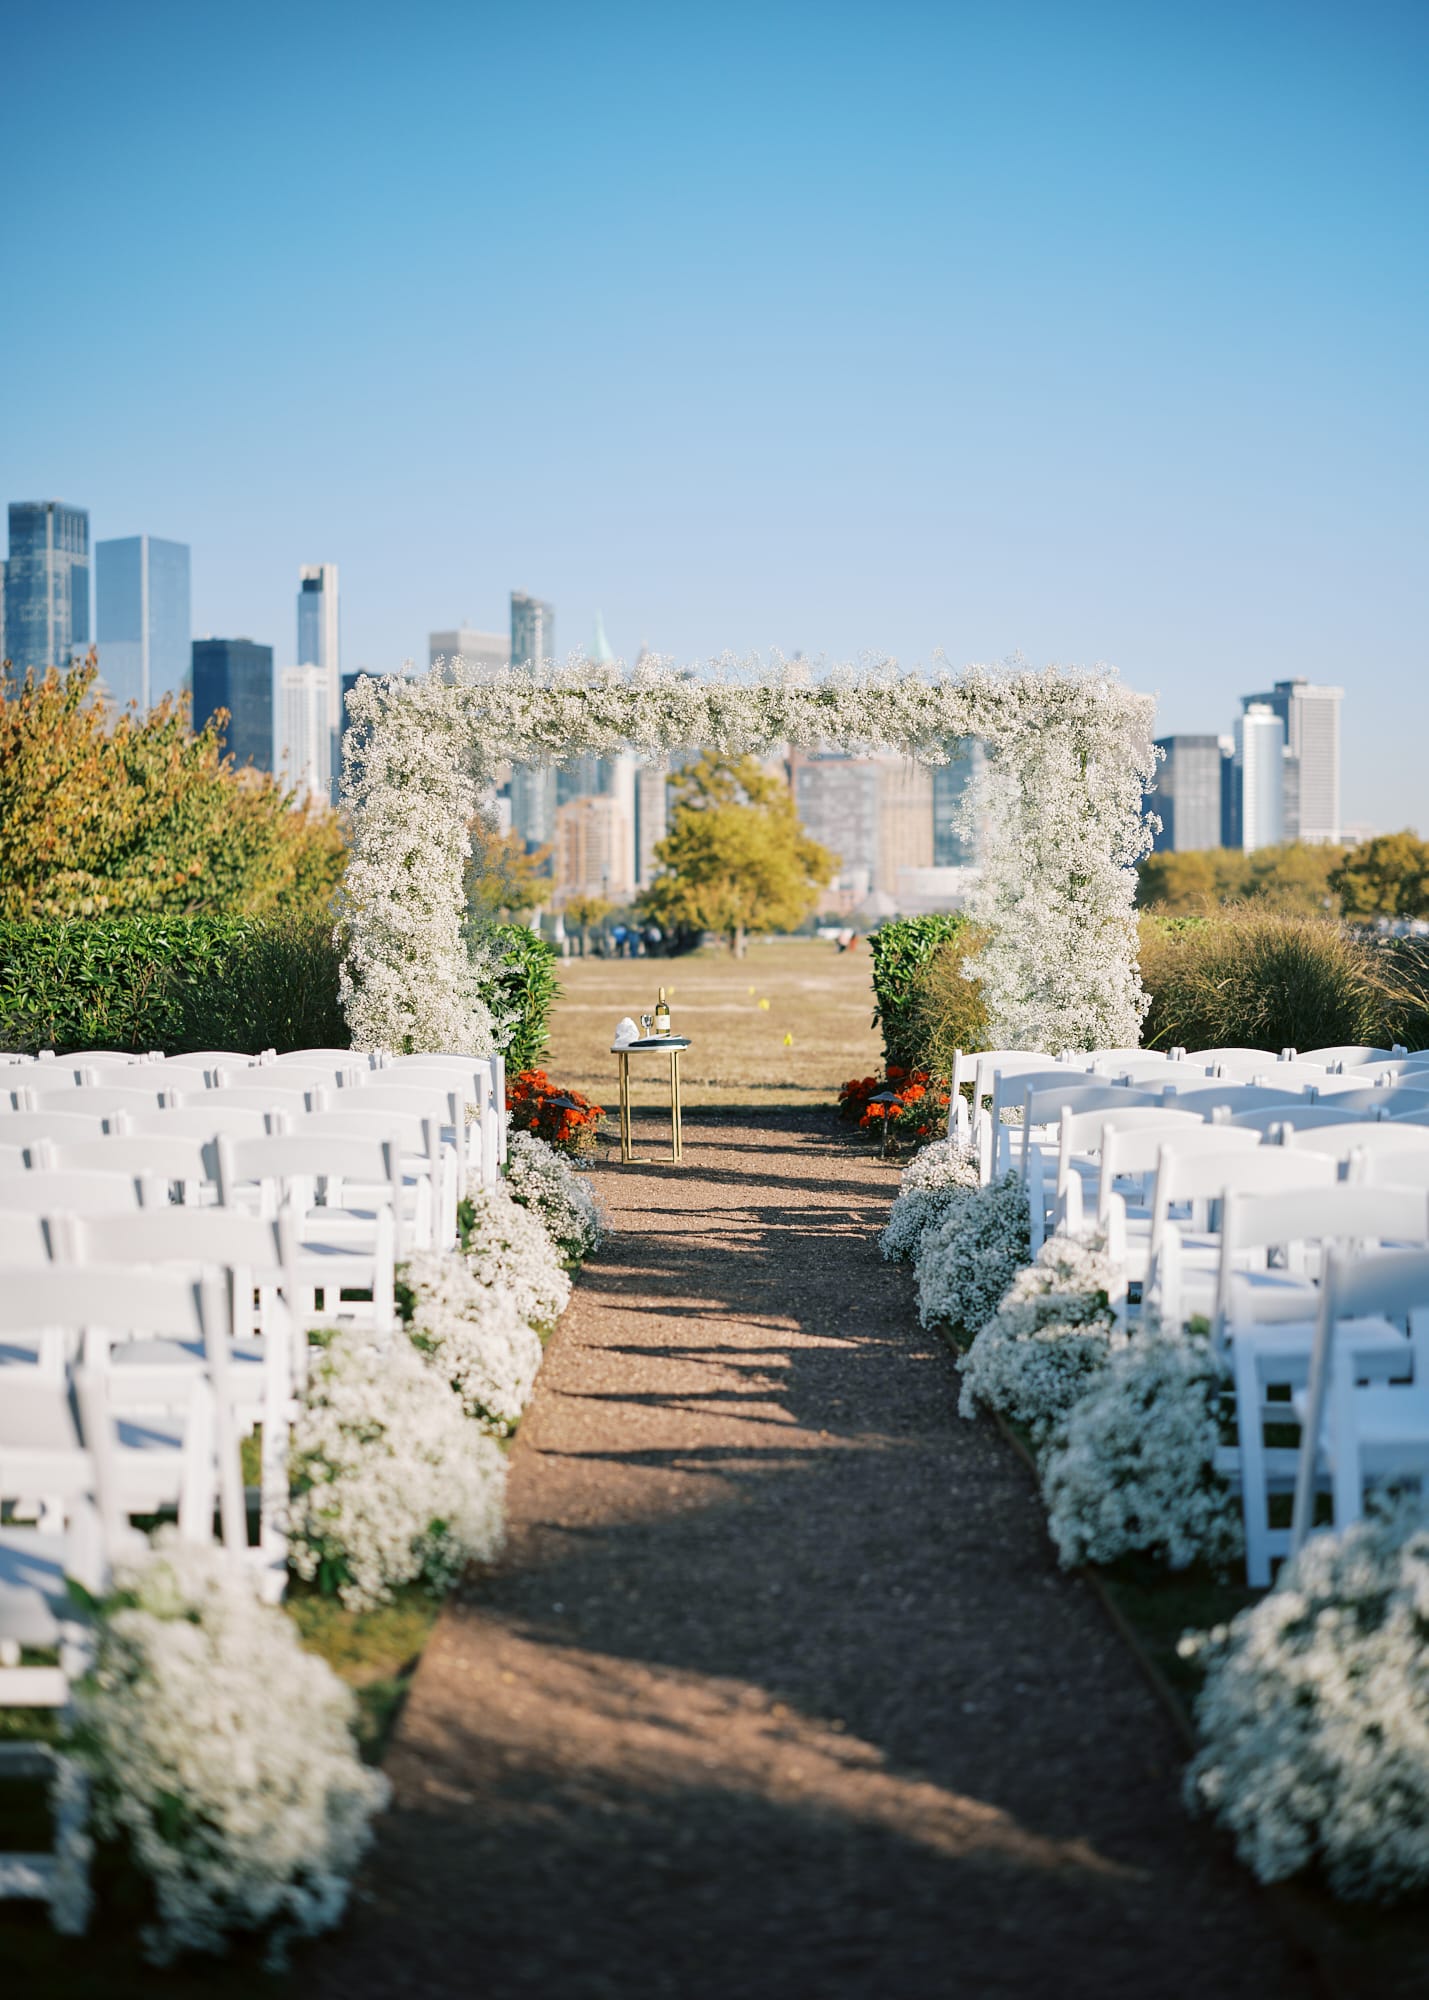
top-left (429, 627), bottom-right (509, 675)
top-left (508, 590), bottom-right (558, 856)
top-left (931, 739), bottom-right (983, 867)
top-left (1149, 734), bottom-right (1224, 853)
top-left (298, 563), bottom-right (340, 794)
top-left (1234, 704), bottom-right (1286, 852)
top-left (510, 589), bottom-right (554, 670)
top-left (4, 500), bottom-right (90, 673)
top-left (275, 663), bottom-right (332, 803)
top-left (1244, 678), bottom-right (1342, 844)
top-left (96, 534), bottom-right (191, 710)
top-left (192, 639), bottom-right (274, 772)
top-left (554, 793), bottom-right (635, 904)
top-left (792, 753), bottom-right (879, 905)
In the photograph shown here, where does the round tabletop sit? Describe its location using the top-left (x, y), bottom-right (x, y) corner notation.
top-left (611, 1036), bottom-right (692, 1052)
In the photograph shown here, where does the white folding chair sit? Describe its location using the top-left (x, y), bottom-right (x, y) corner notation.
top-left (27, 1135), bottom-right (219, 1207)
top-left (0, 1109), bottom-right (112, 1143)
top-left (1300, 1044), bottom-right (1401, 1069)
top-left (375, 1059), bottom-right (500, 1184)
top-left (1291, 1246), bottom-right (1429, 1561)
top-left (0, 1214), bottom-right (49, 1268)
top-left (1142, 1146), bottom-right (1339, 1318)
top-left (108, 1104), bottom-right (272, 1141)
top-left (1284, 1124), bottom-right (1429, 1167)
top-left (286, 1107), bottom-right (458, 1247)
top-left (1227, 1104), bottom-right (1376, 1136)
top-left (6, 1086), bottom-right (170, 1118)
top-left (214, 1134), bottom-right (399, 1333)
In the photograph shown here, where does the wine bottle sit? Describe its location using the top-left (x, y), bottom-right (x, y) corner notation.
top-left (654, 987), bottom-right (671, 1036)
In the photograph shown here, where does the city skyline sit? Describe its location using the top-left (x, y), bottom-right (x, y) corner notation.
top-left (2, 6), bottom-right (1422, 831)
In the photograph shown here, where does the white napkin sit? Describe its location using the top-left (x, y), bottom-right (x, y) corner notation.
top-left (613, 1016), bottom-right (640, 1047)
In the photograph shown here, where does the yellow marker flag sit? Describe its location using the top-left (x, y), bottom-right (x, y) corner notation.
top-left (783, 1032), bottom-right (794, 1046)
top-left (758, 998), bottom-right (770, 1010)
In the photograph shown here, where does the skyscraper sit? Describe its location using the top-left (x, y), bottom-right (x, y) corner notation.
top-left (509, 591), bottom-right (557, 853)
top-left (4, 500), bottom-right (90, 674)
top-left (429, 627), bottom-right (509, 675)
top-left (1243, 679), bottom-right (1343, 844)
top-left (192, 639), bottom-right (274, 772)
top-left (96, 535), bottom-right (191, 711)
top-left (275, 664), bottom-right (333, 804)
top-left (931, 739), bottom-right (983, 866)
top-left (298, 564), bottom-right (340, 795)
top-left (1234, 704), bottom-right (1286, 851)
top-left (1149, 734), bottom-right (1224, 852)
top-left (510, 590), bottom-right (554, 670)
top-left (792, 753), bottom-right (877, 901)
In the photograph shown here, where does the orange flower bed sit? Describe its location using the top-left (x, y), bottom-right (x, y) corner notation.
top-left (837, 1064), bottom-right (950, 1144)
top-left (508, 1068), bottom-right (605, 1154)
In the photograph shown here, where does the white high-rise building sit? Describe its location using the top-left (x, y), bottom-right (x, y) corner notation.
top-left (1244, 678), bottom-right (1343, 845)
top-left (298, 564), bottom-right (340, 792)
top-left (275, 664), bottom-right (333, 805)
top-left (1234, 704), bottom-right (1286, 852)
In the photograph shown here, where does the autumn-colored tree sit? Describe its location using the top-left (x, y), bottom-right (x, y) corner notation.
top-left (637, 753), bottom-right (836, 956)
top-left (464, 823), bottom-right (553, 922)
top-left (0, 656), bottom-right (346, 920)
top-left (1331, 831), bottom-right (1429, 921)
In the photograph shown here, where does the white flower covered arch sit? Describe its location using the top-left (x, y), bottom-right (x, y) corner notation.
top-left (338, 656), bottom-right (1158, 1057)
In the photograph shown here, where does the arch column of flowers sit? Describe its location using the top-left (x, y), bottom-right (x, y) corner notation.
top-left (338, 658), bottom-right (1158, 1057)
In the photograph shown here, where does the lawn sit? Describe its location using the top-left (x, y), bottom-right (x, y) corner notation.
top-left (542, 935), bottom-right (884, 1113)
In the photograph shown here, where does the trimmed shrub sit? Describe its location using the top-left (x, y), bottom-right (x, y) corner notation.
top-left (0, 914), bottom-right (346, 1055)
top-left (869, 914), bottom-right (985, 1071)
top-left (478, 924), bottom-right (560, 1071)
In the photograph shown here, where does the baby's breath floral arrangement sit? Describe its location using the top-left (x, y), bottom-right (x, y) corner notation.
top-left (503, 1128), bottom-right (604, 1262)
top-left (1039, 1326), bottom-right (1241, 1571)
top-left (69, 1534), bottom-right (388, 1966)
top-left (342, 656), bottom-right (1156, 1060)
top-left (400, 1246), bottom-right (545, 1432)
top-left (916, 1171), bottom-right (1031, 1333)
top-left (1184, 1506), bottom-right (1429, 1901)
top-left (880, 1135), bottom-right (981, 1264)
top-left (460, 1182), bottom-right (572, 1329)
top-left (957, 1232), bottom-right (1124, 1441)
top-left (290, 1330), bottom-right (507, 1610)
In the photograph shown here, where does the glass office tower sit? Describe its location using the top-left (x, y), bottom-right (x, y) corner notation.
top-left (509, 590), bottom-right (558, 853)
top-left (96, 534), bottom-right (191, 710)
top-left (192, 638), bottom-right (275, 772)
top-left (931, 738), bottom-right (984, 865)
top-left (4, 500), bottom-right (90, 673)
top-left (1149, 734), bottom-right (1224, 852)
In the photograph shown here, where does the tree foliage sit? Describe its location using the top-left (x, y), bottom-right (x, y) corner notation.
top-left (0, 657), bottom-right (345, 921)
top-left (1137, 843), bottom-right (1345, 915)
top-left (464, 822), bottom-right (552, 922)
top-left (636, 753), bottom-right (836, 955)
top-left (1330, 832), bottom-right (1429, 921)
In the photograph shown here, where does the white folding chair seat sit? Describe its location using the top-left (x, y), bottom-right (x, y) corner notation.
top-left (0, 1169), bottom-right (159, 1216)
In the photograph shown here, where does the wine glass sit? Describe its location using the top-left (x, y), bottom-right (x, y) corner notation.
top-left (640, 1013), bottom-right (653, 1040)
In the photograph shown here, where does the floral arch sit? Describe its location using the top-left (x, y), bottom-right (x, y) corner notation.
top-left (338, 657), bottom-right (1158, 1058)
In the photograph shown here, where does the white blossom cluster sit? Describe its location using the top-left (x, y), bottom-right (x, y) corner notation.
top-left (401, 1246), bottom-right (544, 1433)
top-left (68, 1533), bottom-right (389, 1965)
top-left (341, 656), bottom-right (1156, 1057)
top-left (503, 1128), bottom-right (605, 1262)
top-left (879, 1137), bottom-right (981, 1264)
top-left (915, 1172), bottom-right (1031, 1332)
top-left (1039, 1327), bottom-right (1242, 1571)
top-left (461, 1182), bottom-right (572, 1329)
top-left (289, 1330), bottom-right (507, 1610)
top-left (956, 1232), bottom-right (1124, 1441)
top-left (1184, 1506), bottom-right (1429, 1900)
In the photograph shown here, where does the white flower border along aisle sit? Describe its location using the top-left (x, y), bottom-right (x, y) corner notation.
top-left (339, 656), bottom-right (1158, 1055)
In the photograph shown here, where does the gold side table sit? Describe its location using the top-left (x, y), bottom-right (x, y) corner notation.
top-left (612, 1035), bottom-right (690, 1164)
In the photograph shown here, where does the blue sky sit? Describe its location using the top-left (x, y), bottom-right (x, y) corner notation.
top-left (3, 0), bottom-right (1425, 827)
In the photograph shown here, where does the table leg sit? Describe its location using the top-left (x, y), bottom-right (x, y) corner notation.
top-left (670, 1047), bottom-right (683, 1162)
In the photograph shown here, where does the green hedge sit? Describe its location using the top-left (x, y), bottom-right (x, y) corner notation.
top-left (0, 915), bottom-right (346, 1055)
top-left (868, 913), bottom-right (982, 1071)
top-left (0, 917), bottom-right (560, 1063)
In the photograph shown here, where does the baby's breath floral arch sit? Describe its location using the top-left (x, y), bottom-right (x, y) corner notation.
top-left (338, 656), bottom-right (1158, 1058)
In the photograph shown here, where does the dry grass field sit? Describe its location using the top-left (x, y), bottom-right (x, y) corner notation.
top-left (541, 937), bottom-right (883, 1112)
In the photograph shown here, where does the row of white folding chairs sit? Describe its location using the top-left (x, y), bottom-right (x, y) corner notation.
top-left (0, 1263), bottom-right (266, 1919)
top-left (1040, 1108), bottom-right (1429, 1583)
top-left (1, 1048), bottom-right (508, 1185)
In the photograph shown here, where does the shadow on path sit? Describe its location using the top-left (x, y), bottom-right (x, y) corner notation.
top-left (310, 1112), bottom-right (1309, 2000)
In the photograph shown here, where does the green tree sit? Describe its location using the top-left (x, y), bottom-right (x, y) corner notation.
top-left (0, 656), bottom-right (345, 920)
top-left (1138, 842), bottom-right (1344, 915)
top-left (562, 894), bottom-right (613, 956)
top-left (637, 753), bottom-right (836, 956)
top-left (1331, 832), bottom-right (1429, 921)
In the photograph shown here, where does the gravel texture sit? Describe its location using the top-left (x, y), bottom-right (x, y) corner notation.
top-left (312, 1110), bottom-right (1311, 2000)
